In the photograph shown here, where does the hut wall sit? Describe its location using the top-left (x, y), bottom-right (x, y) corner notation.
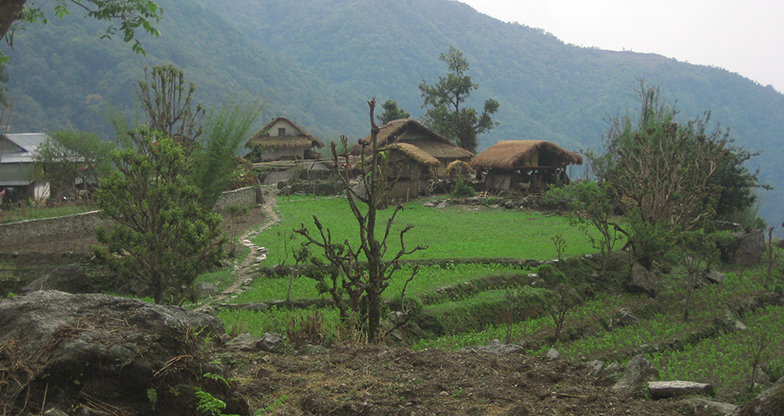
top-left (388, 179), bottom-right (419, 200)
top-left (260, 147), bottom-right (307, 162)
top-left (485, 171), bottom-right (512, 191)
top-left (267, 119), bottom-right (295, 136)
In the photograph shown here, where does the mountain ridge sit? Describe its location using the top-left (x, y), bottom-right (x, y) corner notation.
top-left (3, 0), bottom-right (783, 223)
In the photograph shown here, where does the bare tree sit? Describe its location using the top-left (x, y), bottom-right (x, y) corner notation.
top-left (295, 98), bottom-right (427, 343)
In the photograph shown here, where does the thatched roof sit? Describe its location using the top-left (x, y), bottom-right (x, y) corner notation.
top-left (245, 117), bottom-right (324, 149)
top-left (470, 140), bottom-right (583, 170)
top-left (350, 119), bottom-right (473, 160)
top-left (387, 143), bottom-right (440, 166)
top-left (362, 142), bottom-right (440, 167)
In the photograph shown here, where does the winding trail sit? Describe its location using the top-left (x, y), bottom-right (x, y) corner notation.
top-left (195, 192), bottom-right (281, 311)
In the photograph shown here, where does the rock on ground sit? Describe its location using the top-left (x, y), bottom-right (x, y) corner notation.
top-left (0, 290), bottom-right (248, 416)
top-left (732, 376), bottom-right (784, 416)
top-left (613, 354), bottom-right (659, 392)
top-left (648, 380), bottom-right (714, 399)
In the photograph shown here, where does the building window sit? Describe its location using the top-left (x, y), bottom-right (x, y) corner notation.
top-left (278, 127), bottom-right (286, 136)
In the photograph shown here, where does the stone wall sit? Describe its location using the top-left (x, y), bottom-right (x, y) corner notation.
top-left (213, 186), bottom-right (261, 212)
top-left (0, 186), bottom-right (260, 253)
top-left (0, 211), bottom-right (108, 253)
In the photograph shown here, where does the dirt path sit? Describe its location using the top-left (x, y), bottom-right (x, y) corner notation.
top-left (196, 192), bottom-right (281, 311)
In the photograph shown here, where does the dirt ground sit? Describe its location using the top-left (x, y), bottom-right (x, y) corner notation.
top-left (225, 343), bottom-right (718, 416)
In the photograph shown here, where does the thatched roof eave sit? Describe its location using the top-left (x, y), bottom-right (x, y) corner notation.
top-left (470, 140), bottom-right (583, 170)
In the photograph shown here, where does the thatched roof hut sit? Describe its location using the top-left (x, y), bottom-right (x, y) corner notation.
top-left (470, 140), bottom-right (583, 170)
top-left (244, 117), bottom-right (324, 162)
top-left (471, 140), bottom-right (583, 193)
top-left (351, 119), bottom-right (473, 162)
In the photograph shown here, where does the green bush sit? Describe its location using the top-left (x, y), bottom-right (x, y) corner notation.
top-left (451, 179), bottom-right (476, 198)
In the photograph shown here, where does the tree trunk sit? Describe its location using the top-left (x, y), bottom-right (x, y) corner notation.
top-left (0, 0), bottom-right (26, 42)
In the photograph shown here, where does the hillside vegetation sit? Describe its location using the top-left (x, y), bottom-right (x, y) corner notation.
top-left (4, 0), bottom-right (784, 222)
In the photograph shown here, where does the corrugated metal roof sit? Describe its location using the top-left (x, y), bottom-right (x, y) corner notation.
top-left (0, 133), bottom-right (51, 164)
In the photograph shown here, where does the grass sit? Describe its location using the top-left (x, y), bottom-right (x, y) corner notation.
top-left (209, 192), bottom-right (783, 404)
top-left (653, 304), bottom-right (784, 400)
top-left (254, 195), bottom-right (607, 263)
top-left (233, 262), bottom-right (528, 304)
top-left (0, 203), bottom-right (97, 223)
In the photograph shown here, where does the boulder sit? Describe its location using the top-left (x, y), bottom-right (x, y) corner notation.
top-left (704, 269), bottom-right (727, 284)
top-left (731, 376), bottom-right (784, 416)
top-left (648, 380), bottom-right (714, 399)
top-left (546, 348), bottom-right (561, 360)
top-left (718, 230), bottom-right (765, 266)
top-left (0, 290), bottom-right (248, 416)
top-left (612, 354), bottom-right (659, 392)
top-left (627, 263), bottom-right (659, 297)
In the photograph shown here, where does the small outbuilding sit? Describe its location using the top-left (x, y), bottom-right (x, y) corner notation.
top-left (375, 142), bottom-right (440, 200)
top-left (351, 119), bottom-right (473, 177)
top-left (0, 132), bottom-right (52, 204)
top-left (470, 140), bottom-right (583, 193)
top-left (244, 117), bottom-right (324, 162)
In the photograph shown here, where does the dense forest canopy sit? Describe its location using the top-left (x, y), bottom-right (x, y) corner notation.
top-left (2, 0), bottom-right (783, 225)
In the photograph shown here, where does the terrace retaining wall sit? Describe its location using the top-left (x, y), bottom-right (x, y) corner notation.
top-left (0, 186), bottom-right (260, 253)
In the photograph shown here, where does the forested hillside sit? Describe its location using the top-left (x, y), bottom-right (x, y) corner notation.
top-left (3, 0), bottom-right (784, 223)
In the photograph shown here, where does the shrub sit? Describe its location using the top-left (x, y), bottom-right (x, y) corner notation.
top-left (451, 179), bottom-right (476, 198)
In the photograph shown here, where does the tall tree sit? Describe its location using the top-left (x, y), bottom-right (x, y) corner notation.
top-left (419, 46), bottom-right (499, 153)
top-left (0, 0), bottom-right (161, 61)
top-left (134, 64), bottom-right (205, 153)
top-left (587, 80), bottom-right (761, 267)
top-left (34, 129), bottom-right (115, 201)
top-left (95, 127), bottom-right (223, 305)
top-left (376, 99), bottom-right (410, 125)
top-left (191, 99), bottom-right (264, 209)
top-left (589, 81), bottom-right (758, 230)
top-left (131, 64), bottom-right (261, 210)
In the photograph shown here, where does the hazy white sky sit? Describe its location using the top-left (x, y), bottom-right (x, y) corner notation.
top-left (458, 0), bottom-right (784, 93)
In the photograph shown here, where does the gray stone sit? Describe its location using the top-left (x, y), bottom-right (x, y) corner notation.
top-left (258, 332), bottom-right (287, 353)
top-left (704, 269), bottom-right (726, 284)
top-left (587, 360), bottom-right (604, 376)
top-left (718, 229), bottom-right (765, 266)
top-left (730, 376), bottom-right (784, 416)
top-left (648, 380), bottom-right (714, 399)
top-left (423, 201), bottom-right (437, 207)
top-left (0, 291), bottom-right (245, 415)
top-left (627, 263), bottom-right (658, 297)
top-left (680, 398), bottom-right (737, 416)
top-left (735, 320), bottom-right (749, 331)
top-left (238, 302), bottom-right (269, 312)
top-left (546, 348), bottom-right (561, 360)
top-left (612, 354), bottom-right (659, 392)
top-left (198, 282), bottom-right (219, 297)
top-left (619, 308), bottom-right (639, 326)
top-left (226, 332), bottom-right (262, 351)
top-left (604, 363), bottom-right (624, 374)
top-left (462, 339), bottom-right (525, 356)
